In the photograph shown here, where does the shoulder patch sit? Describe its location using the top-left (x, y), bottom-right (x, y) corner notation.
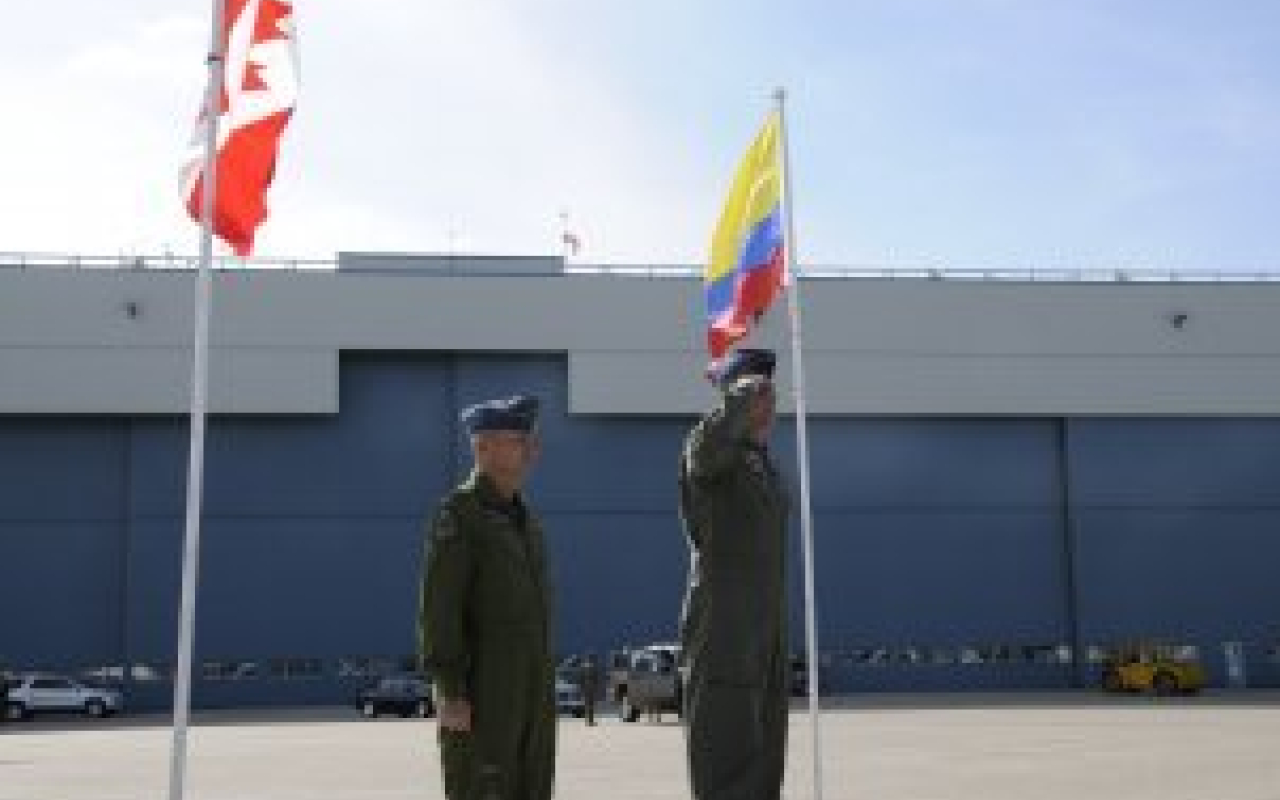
top-left (432, 507), bottom-right (459, 542)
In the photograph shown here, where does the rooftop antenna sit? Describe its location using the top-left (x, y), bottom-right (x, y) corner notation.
top-left (558, 209), bottom-right (581, 261)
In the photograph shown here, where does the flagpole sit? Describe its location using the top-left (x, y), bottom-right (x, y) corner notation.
top-left (168, 0), bottom-right (226, 798)
top-left (773, 87), bottom-right (824, 800)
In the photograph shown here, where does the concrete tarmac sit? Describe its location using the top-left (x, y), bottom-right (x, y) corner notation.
top-left (3, 693), bottom-right (1279, 799)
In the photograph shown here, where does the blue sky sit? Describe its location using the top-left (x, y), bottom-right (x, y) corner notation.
top-left (2, 1), bottom-right (1278, 271)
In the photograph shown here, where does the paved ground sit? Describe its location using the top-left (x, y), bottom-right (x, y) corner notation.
top-left (4, 693), bottom-right (1280, 799)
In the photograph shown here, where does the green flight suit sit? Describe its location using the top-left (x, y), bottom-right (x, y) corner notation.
top-left (420, 471), bottom-right (556, 800)
top-left (678, 380), bottom-right (789, 800)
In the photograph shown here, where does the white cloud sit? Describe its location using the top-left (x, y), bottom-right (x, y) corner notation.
top-left (0, 2), bottom-right (712, 265)
top-left (276, 0), bottom-right (711, 264)
top-left (0, 13), bottom-right (206, 257)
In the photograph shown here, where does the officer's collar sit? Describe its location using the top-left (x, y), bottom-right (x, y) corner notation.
top-left (467, 470), bottom-right (526, 511)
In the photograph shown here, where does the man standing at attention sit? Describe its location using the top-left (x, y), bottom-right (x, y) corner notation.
top-left (420, 395), bottom-right (555, 800)
top-left (678, 348), bottom-right (790, 800)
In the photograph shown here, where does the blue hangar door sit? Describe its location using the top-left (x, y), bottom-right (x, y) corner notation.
top-left (797, 418), bottom-right (1076, 692)
top-left (1069, 419), bottom-right (1280, 689)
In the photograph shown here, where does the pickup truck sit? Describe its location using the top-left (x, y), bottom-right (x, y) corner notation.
top-left (610, 643), bottom-right (682, 723)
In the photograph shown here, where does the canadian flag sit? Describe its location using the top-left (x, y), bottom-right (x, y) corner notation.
top-left (182, 0), bottom-right (298, 257)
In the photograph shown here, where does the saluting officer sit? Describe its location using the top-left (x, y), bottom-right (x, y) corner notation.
top-left (678, 349), bottom-right (790, 800)
top-left (420, 395), bottom-right (556, 800)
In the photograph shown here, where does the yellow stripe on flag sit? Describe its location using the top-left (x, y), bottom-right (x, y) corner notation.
top-left (707, 111), bottom-right (782, 284)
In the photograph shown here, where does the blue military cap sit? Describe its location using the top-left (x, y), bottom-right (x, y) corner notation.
top-left (460, 394), bottom-right (540, 433)
top-left (708, 348), bottom-right (777, 389)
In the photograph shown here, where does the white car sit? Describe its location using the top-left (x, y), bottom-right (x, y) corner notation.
top-left (5, 674), bottom-right (124, 720)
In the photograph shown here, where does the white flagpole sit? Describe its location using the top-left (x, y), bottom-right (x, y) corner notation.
top-left (773, 87), bottom-right (824, 800)
top-left (168, 0), bottom-right (226, 798)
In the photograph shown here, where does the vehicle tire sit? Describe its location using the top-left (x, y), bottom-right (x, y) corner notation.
top-left (5, 702), bottom-right (27, 721)
top-left (1153, 672), bottom-right (1178, 696)
top-left (85, 699), bottom-right (108, 718)
top-left (1102, 670), bottom-right (1124, 693)
top-left (620, 697), bottom-right (640, 723)
top-left (361, 701), bottom-right (378, 718)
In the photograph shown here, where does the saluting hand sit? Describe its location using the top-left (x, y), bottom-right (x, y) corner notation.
top-left (438, 698), bottom-right (472, 732)
top-left (731, 374), bottom-right (771, 395)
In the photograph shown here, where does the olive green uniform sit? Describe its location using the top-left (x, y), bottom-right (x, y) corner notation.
top-left (678, 381), bottom-right (789, 800)
top-left (420, 471), bottom-right (556, 800)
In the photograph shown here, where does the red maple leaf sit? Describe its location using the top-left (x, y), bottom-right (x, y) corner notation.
top-left (254, 1), bottom-right (293, 46)
top-left (243, 2), bottom-right (292, 92)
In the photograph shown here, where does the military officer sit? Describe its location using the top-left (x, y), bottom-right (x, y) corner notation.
top-left (419, 395), bottom-right (556, 800)
top-left (678, 349), bottom-right (789, 800)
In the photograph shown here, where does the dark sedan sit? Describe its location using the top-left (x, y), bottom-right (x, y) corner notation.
top-left (356, 676), bottom-right (435, 719)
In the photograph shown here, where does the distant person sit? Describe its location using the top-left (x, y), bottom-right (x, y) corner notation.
top-left (579, 654), bottom-right (601, 726)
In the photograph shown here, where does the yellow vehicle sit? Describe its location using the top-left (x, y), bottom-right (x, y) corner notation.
top-left (1101, 643), bottom-right (1206, 695)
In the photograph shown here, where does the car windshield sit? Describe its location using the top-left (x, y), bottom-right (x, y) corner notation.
top-left (382, 677), bottom-right (423, 690)
top-left (33, 679), bottom-right (71, 690)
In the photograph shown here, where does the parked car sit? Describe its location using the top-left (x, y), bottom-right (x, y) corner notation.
top-left (356, 675), bottom-right (434, 718)
top-left (610, 643), bottom-right (682, 723)
top-left (0, 674), bottom-right (15, 724)
top-left (555, 654), bottom-right (587, 690)
top-left (555, 677), bottom-right (585, 717)
top-left (5, 673), bottom-right (124, 720)
top-left (1101, 642), bottom-right (1206, 695)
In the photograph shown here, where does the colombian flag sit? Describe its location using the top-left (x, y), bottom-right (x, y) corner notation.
top-left (704, 111), bottom-right (786, 359)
